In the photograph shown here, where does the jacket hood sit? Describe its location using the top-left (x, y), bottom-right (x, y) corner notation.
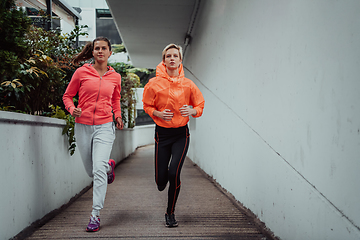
top-left (155, 62), bottom-right (184, 82)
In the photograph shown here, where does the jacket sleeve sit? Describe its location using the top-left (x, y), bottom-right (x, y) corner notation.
top-left (62, 69), bottom-right (81, 115)
top-left (190, 82), bottom-right (205, 118)
top-left (111, 74), bottom-right (122, 120)
top-left (142, 81), bottom-right (157, 117)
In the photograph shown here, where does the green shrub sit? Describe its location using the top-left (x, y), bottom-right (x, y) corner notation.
top-left (112, 44), bottom-right (127, 54)
top-left (0, 24), bottom-right (88, 114)
top-left (109, 62), bottom-right (150, 128)
top-left (47, 105), bottom-right (76, 156)
top-left (0, 0), bottom-right (31, 82)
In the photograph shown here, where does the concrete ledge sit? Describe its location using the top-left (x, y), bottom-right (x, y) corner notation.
top-left (0, 110), bottom-right (65, 126)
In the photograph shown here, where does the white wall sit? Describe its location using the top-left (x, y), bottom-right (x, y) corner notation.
top-left (59, 0), bottom-right (109, 35)
top-left (61, 0), bottom-right (108, 37)
top-left (185, 1), bottom-right (360, 239)
top-left (60, 7), bottom-right (96, 38)
top-left (78, 8), bottom-right (96, 41)
top-left (0, 111), bottom-right (154, 240)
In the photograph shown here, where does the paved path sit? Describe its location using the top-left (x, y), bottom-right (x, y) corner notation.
top-left (25, 145), bottom-right (274, 239)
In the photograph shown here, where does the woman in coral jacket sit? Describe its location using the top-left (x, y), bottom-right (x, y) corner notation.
top-left (143, 43), bottom-right (205, 228)
top-left (63, 37), bottom-right (123, 232)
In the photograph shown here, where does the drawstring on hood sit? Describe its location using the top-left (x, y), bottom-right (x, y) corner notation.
top-left (156, 62), bottom-right (184, 83)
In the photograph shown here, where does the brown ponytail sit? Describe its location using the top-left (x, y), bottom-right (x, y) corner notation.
top-left (72, 41), bottom-right (93, 64)
top-left (72, 37), bottom-right (112, 64)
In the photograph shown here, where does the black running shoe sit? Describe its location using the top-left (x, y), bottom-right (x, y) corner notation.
top-left (165, 213), bottom-right (178, 227)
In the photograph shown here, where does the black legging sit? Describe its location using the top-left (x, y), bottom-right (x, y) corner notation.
top-left (154, 124), bottom-right (190, 215)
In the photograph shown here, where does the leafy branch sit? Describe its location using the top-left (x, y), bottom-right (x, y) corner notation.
top-left (48, 105), bottom-right (76, 156)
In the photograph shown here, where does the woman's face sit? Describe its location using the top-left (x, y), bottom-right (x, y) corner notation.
top-left (163, 48), bottom-right (182, 70)
top-left (92, 40), bottom-right (112, 63)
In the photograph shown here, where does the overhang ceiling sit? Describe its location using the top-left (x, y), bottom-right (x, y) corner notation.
top-left (106, 0), bottom-right (199, 69)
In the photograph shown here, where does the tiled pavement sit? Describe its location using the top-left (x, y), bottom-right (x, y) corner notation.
top-left (24, 145), bottom-right (276, 240)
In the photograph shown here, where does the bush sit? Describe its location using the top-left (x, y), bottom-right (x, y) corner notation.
top-left (109, 62), bottom-right (150, 128)
top-left (20, 25), bottom-right (87, 114)
top-left (1, 24), bottom-right (87, 114)
top-left (0, 0), bottom-right (31, 82)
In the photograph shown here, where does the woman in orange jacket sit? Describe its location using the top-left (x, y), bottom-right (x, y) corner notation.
top-left (143, 43), bottom-right (205, 227)
top-left (63, 37), bottom-right (123, 232)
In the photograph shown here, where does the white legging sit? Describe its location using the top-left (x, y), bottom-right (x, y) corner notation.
top-left (75, 121), bottom-right (115, 217)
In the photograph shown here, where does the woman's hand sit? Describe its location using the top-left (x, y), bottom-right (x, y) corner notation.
top-left (72, 108), bottom-right (82, 118)
top-left (154, 109), bottom-right (174, 121)
top-left (116, 117), bottom-right (124, 130)
top-left (180, 105), bottom-right (197, 117)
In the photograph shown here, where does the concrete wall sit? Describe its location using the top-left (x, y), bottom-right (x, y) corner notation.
top-left (0, 110), bottom-right (154, 240)
top-left (61, 0), bottom-right (107, 38)
top-left (185, 1), bottom-right (360, 239)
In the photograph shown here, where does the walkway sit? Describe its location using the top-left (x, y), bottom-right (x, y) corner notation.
top-left (24, 145), bottom-right (275, 240)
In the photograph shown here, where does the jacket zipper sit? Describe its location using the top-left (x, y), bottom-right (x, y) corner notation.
top-left (92, 69), bottom-right (111, 125)
top-left (93, 76), bottom-right (102, 125)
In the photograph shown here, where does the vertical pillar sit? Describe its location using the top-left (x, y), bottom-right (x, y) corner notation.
top-left (46, 0), bottom-right (52, 30)
top-left (75, 17), bottom-right (79, 47)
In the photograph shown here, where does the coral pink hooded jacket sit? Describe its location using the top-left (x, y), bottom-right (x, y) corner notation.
top-left (143, 62), bottom-right (205, 128)
top-left (63, 63), bottom-right (121, 125)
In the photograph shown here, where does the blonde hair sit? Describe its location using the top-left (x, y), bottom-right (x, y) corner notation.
top-left (162, 43), bottom-right (183, 61)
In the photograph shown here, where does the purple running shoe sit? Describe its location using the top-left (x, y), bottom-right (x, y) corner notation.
top-left (86, 216), bottom-right (100, 232)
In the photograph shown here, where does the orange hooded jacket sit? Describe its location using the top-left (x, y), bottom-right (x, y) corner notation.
top-left (143, 62), bottom-right (205, 128)
top-left (63, 63), bottom-right (121, 125)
